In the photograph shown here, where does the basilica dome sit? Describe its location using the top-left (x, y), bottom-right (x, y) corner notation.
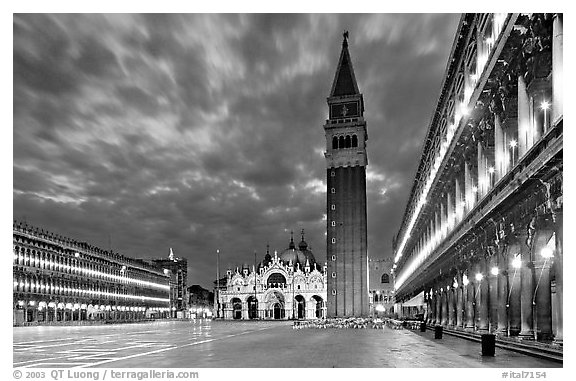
top-left (279, 231), bottom-right (316, 267)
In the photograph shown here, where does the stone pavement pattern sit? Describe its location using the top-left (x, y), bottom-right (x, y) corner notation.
top-left (13, 320), bottom-right (561, 368)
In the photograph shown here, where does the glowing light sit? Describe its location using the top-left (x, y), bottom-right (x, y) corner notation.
top-left (453, 281), bottom-right (458, 288)
top-left (472, 186), bottom-right (478, 193)
top-left (475, 273), bottom-right (483, 282)
top-left (512, 256), bottom-right (522, 269)
top-left (491, 267), bottom-right (499, 276)
top-left (509, 140), bottom-right (517, 148)
top-left (375, 305), bottom-right (385, 312)
top-left (488, 167), bottom-right (495, 174)
top-left (540, 247), bottom-right (554, 259)
top-left (463, 274), bottom-right (469, 286)
top-left (540, 101), bottom-right (550, 110)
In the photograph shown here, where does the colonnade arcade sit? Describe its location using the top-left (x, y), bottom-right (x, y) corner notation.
top-left (421, 173), bottom-right (562, 343)
top-left (224, 292), bottom-right (325, 320)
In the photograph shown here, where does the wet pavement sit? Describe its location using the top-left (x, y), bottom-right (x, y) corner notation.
top-left (13, 320), bottom-right (561, 368)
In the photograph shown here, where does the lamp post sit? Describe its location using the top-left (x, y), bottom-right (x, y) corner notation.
top-left (215, 249), bottom-right (220, 319)
top-left (475, 272), bottom-right (483, 331)
top-left (507, 254), bottom-right (521, 336)
top-left (254, 250), bottom-right (257, 320)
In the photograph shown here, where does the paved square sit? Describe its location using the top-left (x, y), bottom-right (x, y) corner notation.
top-left (13, 320), bottom-right (561, 368)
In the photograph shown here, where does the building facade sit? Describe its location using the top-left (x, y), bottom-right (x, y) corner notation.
top-left (13, 221), bottom-right (171, 326)
top-left (392, 14), bottom-right (563, 343)
top-left (218, 233), bottom-right (327, 320)
top-left (324, 32), bottom-right (369, 317)
top-left (188, 284), bottom-right (213, 318)
top-left (152, 250), bottom-right (188, 318)
top-left (368, 258), bottom-right (395, 317)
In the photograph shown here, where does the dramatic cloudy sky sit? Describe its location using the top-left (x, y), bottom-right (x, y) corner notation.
top-left (13, 13), bottom-right (460, 289)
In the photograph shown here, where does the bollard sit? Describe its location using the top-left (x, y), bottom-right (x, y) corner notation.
top-left (481, 334), bottom-right (496, 356)
top-left (420, 322), bottom-right (426, 332)
top-left (434, 325), bottom-right (443, 339)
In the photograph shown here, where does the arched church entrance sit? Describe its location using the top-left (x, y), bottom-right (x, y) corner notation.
top-left (312, 295), bottom-right (324, 318)
top-left (265, 290), bottom-right (285, 320)
top-left (231, 298), bottom-right (242, 320)
top-left (273, 303), bottom-right (282, 320)
top-left (247, 296), bottom-right (258, 320)
top-left (295, 295), bottom-right (306, 319)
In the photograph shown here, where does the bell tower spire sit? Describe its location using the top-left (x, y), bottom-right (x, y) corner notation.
top-left (324, 32), bottom-right (369, 318)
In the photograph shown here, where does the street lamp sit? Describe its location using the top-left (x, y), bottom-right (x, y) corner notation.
top-left (215, 249), bottom-right (220, 319)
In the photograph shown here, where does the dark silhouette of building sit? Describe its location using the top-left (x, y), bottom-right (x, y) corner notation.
top-left (152, 249), bottom-right (188, 318)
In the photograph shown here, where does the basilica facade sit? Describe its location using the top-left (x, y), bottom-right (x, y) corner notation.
top-left (218, 232), bottom-right (327, 320)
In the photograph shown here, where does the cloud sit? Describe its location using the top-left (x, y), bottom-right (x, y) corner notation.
top-left (13, 13), bottom-right (460, 288)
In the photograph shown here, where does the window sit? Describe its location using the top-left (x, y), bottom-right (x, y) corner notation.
top-left (331, 255), bottom-right (336, 261)
top-left (332, 289), bottom-right (337, 295)
top-left (381, 274), bottom-right (390, 283)
top-left (332, 136), bottom-right (338, 149)
top-left (352, 134), bottom-right (358, 147)
top-left (331, 171), bottom-right (335, 177)
top-left (331, 188), bottom-right (336, 194)
top-left (338, 136), bottom-right (345, 149)
top-left (297, 285), bottom-right (300, 290)
top-left (331, 238), bottom-right (336, 244)
top-left (345, 135), bottom-right (351, 148)
top-left (331, 272), bottom-right (336, 278)
top-left (331, 221), bottom-right (336, 227)
top-left (331, 204), bottom-right (336, 210)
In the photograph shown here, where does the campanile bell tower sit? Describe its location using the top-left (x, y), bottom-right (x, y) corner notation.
top-left (324, 32), bottom-right (368, 317)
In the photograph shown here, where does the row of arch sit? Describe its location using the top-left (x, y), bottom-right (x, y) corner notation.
top-left (332, 134), bottom-right (359, 149)
top-left (13, 273), bottom-right (168, 303)
top-left (13, 245), bottom-right (161, 286)
top-left (228, 294), bottom-right (324, 320)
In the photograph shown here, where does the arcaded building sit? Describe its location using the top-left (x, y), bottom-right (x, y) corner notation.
top-left (13, 221), bottom-right (171, 325)
top-left (368, 258), bottom-right (395, 317)
top-left (218, 232), bottom-right (327, 320)
top-left (393, 14), bottom-right (562, 343)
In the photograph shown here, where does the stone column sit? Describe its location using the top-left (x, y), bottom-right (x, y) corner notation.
top-left (488, 253), bottom-right (499, 333)
top-left (508, 238), bottom-right (522, 336)
top-left (519, 229), bottom-right (535, 339)
top-left (533, 221), bottom-right (555, 341)
top-left (448, 286), bottom-right (455, 327)
top-left (465, 275), bottom-right (475, 332)
top-left (497, 245), bottom-right (509, 335)
top-left (494, 115), bottom-right (506, 179)
top-left (552, 14), bottom-right (563, 124)
top-left (456, 271), bottom-right (464, 329)
top-left (435, 289), bottom-right (441, 325)
top-left (477, 141), bottom-right (487, 197)
top-left (441, 287), bottom-right (448, 326)
top-left (477, 261), bottom-right (490, 332)
top-left (553, 210), bottom-right (563, 344)
top-left (455, 179), bottom-right (463, 222)
top-left (518, 75), bottom-right (531, 157)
